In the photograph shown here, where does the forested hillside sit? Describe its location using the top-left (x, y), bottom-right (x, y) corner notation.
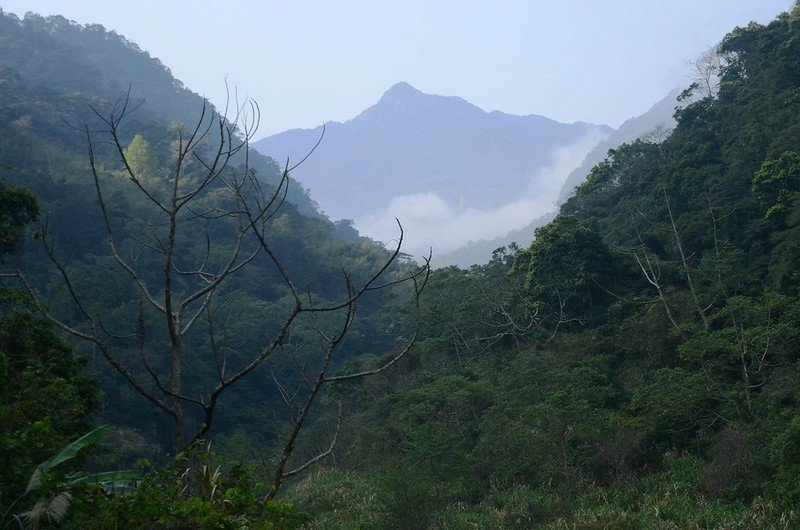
top-left (287, 8), bottom-right (800, 528)
top-left (0, 11), bottom-right (425, 528)
top-left (2, 5), bottom-right (800, 530)
top-left (0, 11), bottom-right (325, 219)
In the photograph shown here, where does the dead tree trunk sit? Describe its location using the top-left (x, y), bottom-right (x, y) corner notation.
top-left (663, 187), bottom-right (710, 330)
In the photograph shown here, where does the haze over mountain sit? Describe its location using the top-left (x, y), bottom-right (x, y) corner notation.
top-left (254, 82), bottom-right (611, 259)
top-left (557, 87), bottom-right (683, 202)
top-left (435, 87), bottom-right (686, 267)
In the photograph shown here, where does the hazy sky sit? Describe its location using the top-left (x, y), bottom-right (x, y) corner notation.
top-left (1, 1), bottom-right (792, 138)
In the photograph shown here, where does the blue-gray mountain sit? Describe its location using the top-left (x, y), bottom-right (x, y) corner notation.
top-left (253, 82), bottom-right (612, 222)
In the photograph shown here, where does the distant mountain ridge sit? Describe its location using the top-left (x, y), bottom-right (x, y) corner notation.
top-left (254, 82), bottom-right (611, 224)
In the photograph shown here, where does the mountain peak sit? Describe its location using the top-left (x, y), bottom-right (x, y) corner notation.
top-left (377, 82), bottom-right (427, 107)
top-left (373, 82), bottom-right (482, 116)
top-left (383, 81), bottom-right (421, 98)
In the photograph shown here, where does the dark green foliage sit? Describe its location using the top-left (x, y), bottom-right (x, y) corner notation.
top-left (62, 443), bottom-right (305, 529)
top-left (0, 179), bottom-right (38, 257)
top-left (0, 185), bottom-right (100, 508)
top-left (752, 150), bottom-right (800, 221)
top-left (0, 6), bottom-right (418, 461)
top-left (5, 425), bottom-right (140, 529)
top-left (514, 215), bottom-right (619, 326)
top-left (0, 289), bottom-right (100, 497)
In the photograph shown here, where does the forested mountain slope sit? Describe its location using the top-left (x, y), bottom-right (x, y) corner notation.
top-left (0, 9), bottom-right (421, 493)
top-left (289, 8), bottom-right (800, 528)
top-left (0, 10), bottom-right (324, 219)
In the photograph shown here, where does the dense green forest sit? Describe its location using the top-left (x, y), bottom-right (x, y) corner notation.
top-left (2, 5), bottom-right (800, 529)
top-left (286, 7), bottom-right (800, 528)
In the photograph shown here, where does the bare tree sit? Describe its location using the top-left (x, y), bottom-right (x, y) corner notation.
top-left (688, 45), bottom-right (728, 99)
top-left (6, 92), bottom-right (429, 492)
top-left (662, 188), bottom-right (711, 330)
top-left (628, 208), bottom-right (681, 331)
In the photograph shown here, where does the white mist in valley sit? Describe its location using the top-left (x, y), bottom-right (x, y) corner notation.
top-left (355, 130), bottom-right (605, 260)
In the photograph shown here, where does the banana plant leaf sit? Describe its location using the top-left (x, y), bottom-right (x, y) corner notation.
top-left (38, 425), bottom-right (113, 472)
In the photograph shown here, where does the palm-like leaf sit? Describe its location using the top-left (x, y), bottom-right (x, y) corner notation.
top-left (37, 425), bottom-right (113, 472)
top-left (66, 470), bottom-right (140, 493)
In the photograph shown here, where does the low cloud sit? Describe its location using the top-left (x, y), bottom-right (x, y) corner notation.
top-left (355, 131), bottom-right (605, 259)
